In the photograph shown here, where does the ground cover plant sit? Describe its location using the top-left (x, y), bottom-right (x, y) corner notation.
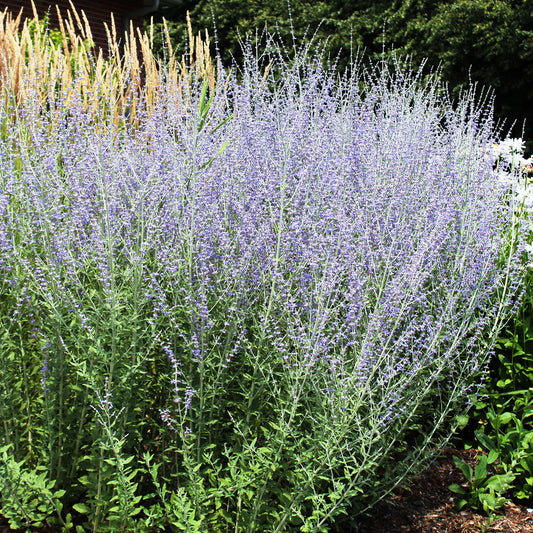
top-left (0, 6), bottom-right (529, 533)
top-left (449, 139), bottom-right (533, 525)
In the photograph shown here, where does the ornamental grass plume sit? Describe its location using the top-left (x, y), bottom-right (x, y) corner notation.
top-left (0, 30), bottom-right (527, 532)
top-left (0, 1), bottom-right (215, 129)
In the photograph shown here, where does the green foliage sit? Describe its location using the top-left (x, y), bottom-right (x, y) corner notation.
top-left (449, 410), bottom-right (533, 530)
top-left (456, 187), bottom-right (533, 515)
top-left (463, 271), bottom-right (533, 505)
top-left (0, 445), bottom-right (69, 530)
top-left (26, 14), bottom-right (66, 50)
top-left (449, 435), bottom-right (516, 513)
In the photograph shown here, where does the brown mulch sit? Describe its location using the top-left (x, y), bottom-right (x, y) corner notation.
top-left (1, 448), bottom-right (532, 532)
top-left (355, 448), bottom-right (533, 533)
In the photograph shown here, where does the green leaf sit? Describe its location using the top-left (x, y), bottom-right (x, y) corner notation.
top-left (72, 503), bottom-right (91, 514)
top-left (454, 414), bottom-right (470, 430)
top-left (456, 498), bottom-right (469, 510)
top-left (452, 456), bottom-right (473, 483)
top-left (218, 508), bottom-right (232, 523)
top-left (487, 449), bottom-right (499, 464)
top-left (475, 430), bottom-right (497, 452)
top-left (448, 483), bottom-right (466, 495)
top-left (77, 475), bottom-right (90, 486)
top-left (197, 79), bottom-right (210, 131)
top-left (209, 113), bottom-right (233, 135)
top-left (515, 489), bottom-right (531, 499)
top-left (474, 455), bottom-right (488, 486)
top-left (480, 492), bottom-right (508, 512)
top-left (485, 473), bottom-right (516, 493)
top-left (479, 492), bottom-right (497, 512)
top-left (497, 412), bottom-right (514, 425)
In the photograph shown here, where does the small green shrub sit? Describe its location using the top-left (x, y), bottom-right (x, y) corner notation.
top-left (454, 138), bottom-right (533, 518)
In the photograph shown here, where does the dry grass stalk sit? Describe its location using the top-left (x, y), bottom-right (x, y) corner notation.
top-left (0, 0), bottom-right (216, 129)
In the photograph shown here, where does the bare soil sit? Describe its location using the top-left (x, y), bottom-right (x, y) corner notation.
top-left (355, 448), bottom-right (533, 533)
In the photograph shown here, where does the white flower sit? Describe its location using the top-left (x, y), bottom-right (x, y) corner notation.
top-left (496, 170), bottom-right (515, 187)
top-left (521, 157), bottom-right (533, 174)
top-left (514, 183), bottom-right (533, 208)
top-left (493, 138), bottom-right (527, 167)
top-left (508, 152), bottom-right (526, 168)
top-left (500, 138), bottom-right (525, 155)
top-left (524, 244), bottom-right (533, 269)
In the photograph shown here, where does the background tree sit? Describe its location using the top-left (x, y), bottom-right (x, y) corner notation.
top-left (381, 0), bottom-right (533, 151)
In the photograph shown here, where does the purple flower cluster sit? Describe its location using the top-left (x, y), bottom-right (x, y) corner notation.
top-left (0, 48), bottom-right (523, 450)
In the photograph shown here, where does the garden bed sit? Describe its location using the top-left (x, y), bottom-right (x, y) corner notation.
top-left (357, 448), bottom-right (533, 532)
top-left (1, 5), bottom-right (531, 532)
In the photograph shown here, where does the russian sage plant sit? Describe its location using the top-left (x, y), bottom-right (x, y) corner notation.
top-left (0, 38), bottom-right (526, 531)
